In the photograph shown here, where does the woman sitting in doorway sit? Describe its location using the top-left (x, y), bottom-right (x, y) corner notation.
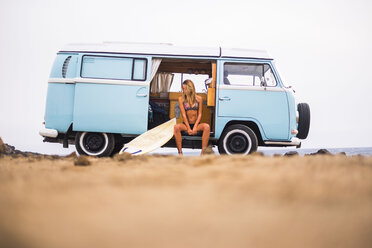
top-left (174, 79), bottom-right (210, 155)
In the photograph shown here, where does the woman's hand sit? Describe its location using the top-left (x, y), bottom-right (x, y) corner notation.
top-left (187, 127), bottom-right (193, 135)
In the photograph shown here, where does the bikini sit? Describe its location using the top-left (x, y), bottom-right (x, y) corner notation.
top-left (183, 101), bottom-right (199, 111)
top-left (183, 101), bottom-right (199, 129)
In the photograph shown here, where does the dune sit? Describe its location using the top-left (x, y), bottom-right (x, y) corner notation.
top-left (0, 148), bottom-right (372, 248)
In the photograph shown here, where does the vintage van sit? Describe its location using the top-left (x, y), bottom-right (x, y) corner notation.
top-left (40, 42), bottom-right (310, 156)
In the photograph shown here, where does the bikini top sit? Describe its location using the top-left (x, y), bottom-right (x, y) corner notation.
top-left (183, 101), bottom-right (199, 111)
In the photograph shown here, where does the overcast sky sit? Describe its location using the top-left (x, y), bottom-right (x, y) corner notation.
top-left (0, 0), bottom-right (371, 155)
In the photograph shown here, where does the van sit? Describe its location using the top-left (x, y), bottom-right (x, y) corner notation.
top-left (40, 42), bottom-right (310, 156)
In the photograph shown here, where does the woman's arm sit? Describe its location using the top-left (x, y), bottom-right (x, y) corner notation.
top-left (192, 95), bottom-right (203, 134)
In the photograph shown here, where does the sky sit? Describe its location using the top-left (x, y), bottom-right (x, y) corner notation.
top-left (0, 0), bottom-right (371, 155)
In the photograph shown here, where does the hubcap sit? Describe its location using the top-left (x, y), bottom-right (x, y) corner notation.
top-left (228, 134), bottom-right (248, 153)
top-left (83, 133), bottom-right (105, 152)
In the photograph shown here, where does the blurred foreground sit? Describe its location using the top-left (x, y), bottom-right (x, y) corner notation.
top-left (0, 153), bottom-right (372, 248)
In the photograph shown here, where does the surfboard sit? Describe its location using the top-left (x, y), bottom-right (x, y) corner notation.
top-left (119, 118), bottom-right (177, 155)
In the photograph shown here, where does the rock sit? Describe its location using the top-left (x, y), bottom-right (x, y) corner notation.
top-left (0, 137), bottom-right (5, 155)
top-left (114, 152), bottom-right (133, 161)
top-left (203, 146), bottom-right (215, 155)
top-left (65, 152), bottom-right (77, 158)
top-left (284, 151), bottom-right (299, 156)
top-left (74, 156), bottom-right (91, 166)
top-left (309, 149), bottom-right (332, 156)
top-left (4, 144), bottom-right (16, 155)
top-left (48, 155), bottom-right (61, 160)
top-left (317, 149), bottom-right (331, 155)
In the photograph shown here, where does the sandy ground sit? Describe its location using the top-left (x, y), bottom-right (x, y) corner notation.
top-left (0, 153), bottom-right (372, 248)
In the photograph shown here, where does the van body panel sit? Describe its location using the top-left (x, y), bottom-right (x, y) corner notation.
top-left (216, 88), bottom-right (289, 140)
top-left (45, 83), bottom-right (75, 132)
top-left (49, 53), bottom-right (78, 78)
top-left (214, 117), bottom-right (266, 140)
top-left (285, 89), bottom-right (297, 139)
top-left (72, 82), bottom-right (149, 134)
top-left (215, 59), bottom-right (290, 141)
top-left (45, 53), bottom-right (78, 133)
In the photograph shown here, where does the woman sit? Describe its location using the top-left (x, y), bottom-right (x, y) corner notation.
top-left (174, 80), bottom-right (210, 155)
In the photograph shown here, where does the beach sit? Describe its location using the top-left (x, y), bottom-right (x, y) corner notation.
top-left (0, 152), bottom-right (372, 248)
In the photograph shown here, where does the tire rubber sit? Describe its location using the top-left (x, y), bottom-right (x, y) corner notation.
top-left (218, 124), bottom-right (258, 155)
top-left (297, 103), bottom-right (311, 139)
top-left (75, 132), bottom-right (115, 157)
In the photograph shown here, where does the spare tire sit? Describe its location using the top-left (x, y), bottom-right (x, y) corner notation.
top-left (297, 103), bottom-right (310, 139)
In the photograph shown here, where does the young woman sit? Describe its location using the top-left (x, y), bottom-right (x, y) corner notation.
top-left (174, 80), bottom-right (210, 155)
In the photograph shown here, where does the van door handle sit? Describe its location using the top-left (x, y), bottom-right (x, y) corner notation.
top-left (219, 97), bottom-right (231, 101)
top-left (136, 93), bottom-right (147, 97)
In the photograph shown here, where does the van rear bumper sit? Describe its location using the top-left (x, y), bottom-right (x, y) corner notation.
top-left (39, 128), bottom-right (58, 138)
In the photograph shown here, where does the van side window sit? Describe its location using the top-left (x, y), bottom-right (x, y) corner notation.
top-left (133, 59), bottom-right (147, 80)
top-left (224, 63), bottom-right (277, 87)
top-left (169, 73), bottom-right (209, 93)
top-left (81, 55), bottom-right (147, 81)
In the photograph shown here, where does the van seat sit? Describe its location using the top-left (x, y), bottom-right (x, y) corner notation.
top-left (181, 131), bottom-right (203, 137)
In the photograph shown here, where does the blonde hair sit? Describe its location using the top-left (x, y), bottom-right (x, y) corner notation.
top-left (182, 80), bottom-right (196, 107)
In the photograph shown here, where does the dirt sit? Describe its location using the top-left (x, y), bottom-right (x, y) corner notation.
top-left (1, 150), bottom-right (372, 248)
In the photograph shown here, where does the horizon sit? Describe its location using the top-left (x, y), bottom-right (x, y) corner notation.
top-left (1, 0), bottom-right (371, 155)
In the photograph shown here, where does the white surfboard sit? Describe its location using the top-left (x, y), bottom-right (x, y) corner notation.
top-left (119, 118), bottom-right (177, 155)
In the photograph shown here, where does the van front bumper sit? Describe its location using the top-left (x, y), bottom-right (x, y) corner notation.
top-left (39, 128), bottom-right (58, 138)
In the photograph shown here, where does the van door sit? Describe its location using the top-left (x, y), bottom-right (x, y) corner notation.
top-left (216, 60), bottom-right (289, 140)
top-left (73, 55), bottom-right (150, 135)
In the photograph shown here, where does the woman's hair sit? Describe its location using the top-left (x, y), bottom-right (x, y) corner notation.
top-left (182, 79), bottom-right (196, 106)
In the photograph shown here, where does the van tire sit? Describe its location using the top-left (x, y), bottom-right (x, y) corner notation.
top-left (75, 132), bottom-right (115, 157)
top-left (111, 142), bottom-right (124, 156)
top-left (297, 103), bottom-right (310, 139)
top-left (218, 124), bottom-right (258, 155)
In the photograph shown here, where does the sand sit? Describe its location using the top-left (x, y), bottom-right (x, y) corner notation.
top-left (0, 153), bottom-right (372, 248)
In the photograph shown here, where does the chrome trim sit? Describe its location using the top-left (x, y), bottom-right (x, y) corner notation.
top-left (217, 85), bottom-right (285, 92)
top-left (48, 78), bottom-right (75, 84)
top-left (39, 128), bottom-right (58, 138)
top-left (264, 137), bottom-right (301, 146)
top-left (48, 77), bottom-right (149, 86)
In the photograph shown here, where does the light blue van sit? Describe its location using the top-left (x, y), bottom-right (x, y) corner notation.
top-left (40, 42), bottom-right (310, 156)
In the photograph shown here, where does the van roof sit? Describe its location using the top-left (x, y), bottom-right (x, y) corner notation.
top-left (60, 42), bottom-right (273, 60)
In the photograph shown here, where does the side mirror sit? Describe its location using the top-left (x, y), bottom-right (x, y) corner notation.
top-left (260, 77), bottom-right (267, 87)
top-left (205, 78), bottom-right (213, 85)
top-left (286, 85), bottom-right (295, 93)
top-left (204, 78), bottom-right (213, 90)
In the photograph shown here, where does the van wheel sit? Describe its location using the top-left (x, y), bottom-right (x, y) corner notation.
top-left (218, 124), bottom-right (258, 155)
top-left (75, 132), bottom-right (115, 157)
top-left (297, 103), bottom-right (310, 139)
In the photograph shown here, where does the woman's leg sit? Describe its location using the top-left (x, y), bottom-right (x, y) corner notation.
top-left (196, 123), bottom-right (210, 155)
top-left (174, 123), bottom-right (187, 155)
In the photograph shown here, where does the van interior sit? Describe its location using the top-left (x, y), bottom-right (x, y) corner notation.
top-left (148, 58), bottom-right (217, 136)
